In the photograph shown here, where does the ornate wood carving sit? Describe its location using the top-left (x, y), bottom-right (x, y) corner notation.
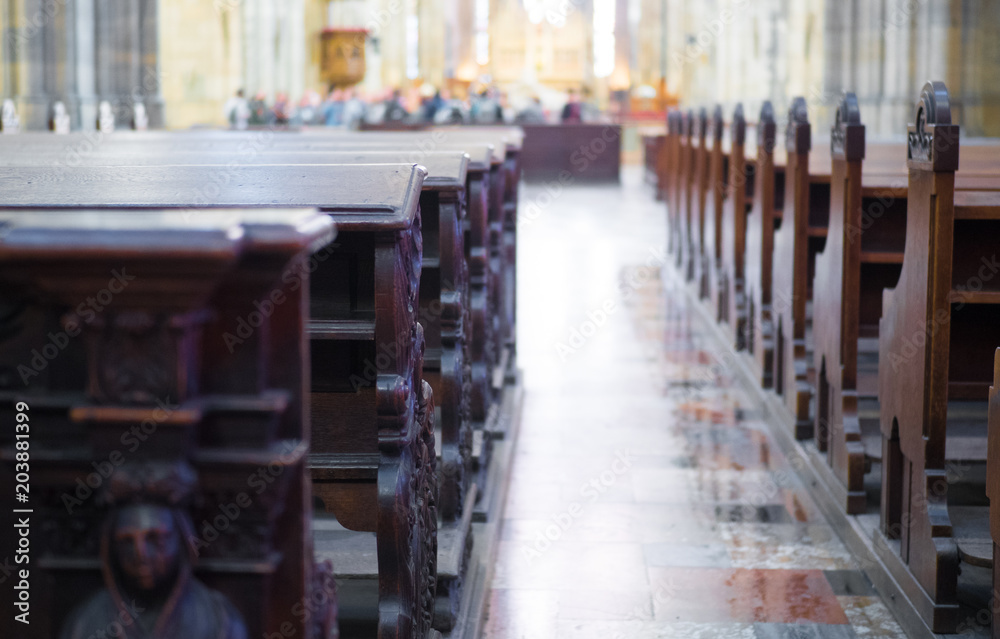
top-left (0, 209), bottom-right (334, 638)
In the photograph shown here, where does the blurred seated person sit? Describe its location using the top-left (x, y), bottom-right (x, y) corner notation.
top-left (270, 92), bottom-right (290, 126)
top-left (321, 88), bottom-right (345, 126)
top-left (342, 87), bottom-right (367, 129)
top-left (471, 89), bottom-right (503, 124)
top-left (433, 90), bottom-right (468, 125)
top-left (294, 90), bottom-right (320, 126)
top-left (515, 97), bottom-right (546, 124)
top-left (248, 92), bottom-right (267, 126)
top-left (422, 89), bottom-right (446, 123)
top-left (383, 88), bottom-right (409, 122)
top-left (223, 89), bottom-right (250, 130)
top-left (561, 89), bottom-right (583, 123)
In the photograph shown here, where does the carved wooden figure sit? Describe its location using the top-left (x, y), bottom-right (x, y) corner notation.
top-left (0, 209), bottom-right (336, 639)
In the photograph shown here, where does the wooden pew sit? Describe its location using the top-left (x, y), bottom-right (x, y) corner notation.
top-left (743, 102), bottom-right (786, 387)
top-left (770, 98), bottom-right (832, 440)
top-left (665, 110), bottom-right (684, 258)
top-left (704, 105), bottom-right (727, 321)
top-left (678, 109), bottom-right (697, 281)
top-left (876, 81), bottom-right (1000, 633)
top-left (286, 126), bottom-right (524, 399)
top-left (335, 125), bottom-right (523, 369)
top-left (691, 108), bottom-right (712, 300)
top-left (717, 104), bottom-right (750, 350)
top-left (812, 97), bottom-right (1000, 517)
top-left (515, 123), bottom-right (620, 183)
top-left (0, 129), bottom-right (519, 441)
top-left (643, 131), bottom-right (667, 199)
top-left (988, 349), bottom-right (1000, 636)
top-left (0, 209), bottom-right (338, 639)
top-left (0, 134), bottom-right (509, 510)
top-left (0, 163), bottom-right (441, 638)
top-left (812, 93), bottom-right (882, 513)
top-left (0, 146), bottom-right (474, 513)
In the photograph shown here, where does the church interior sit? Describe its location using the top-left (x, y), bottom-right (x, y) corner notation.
top-left (1, 1), bottom-right (1000, 638)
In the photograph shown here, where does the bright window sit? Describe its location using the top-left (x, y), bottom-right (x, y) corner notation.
top-left (593, 0), bottom-right (615, 77)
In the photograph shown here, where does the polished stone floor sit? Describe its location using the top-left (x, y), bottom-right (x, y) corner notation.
top-left (482, 169), bottom-right (906, 638)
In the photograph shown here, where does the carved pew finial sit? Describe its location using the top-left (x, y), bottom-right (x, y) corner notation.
top-left (785, 96), bottom-right (811, 154)
top-left (732, 103), bottom-right (746, 145)
top-left (685, 108), bottom-right (695, 138)
top-left (907, 80), bottom-right (958, 171)
top-left (758, 101), bottom-right (776, 152)
top-left (831, 92), bottom-right (865, 161)
top-left (697, 107), bottom-right (708, 141)
top-left (711, 104), bottom-right (724, 143)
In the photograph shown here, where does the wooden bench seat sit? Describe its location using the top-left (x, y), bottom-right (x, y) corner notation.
top-left (704, 106), bottom-right (727, 321)
top-left (666, 110), bottom-right (685, 259)
top-left (771, 98), bottom-right (832, 440)
top-left (690, 109), bottom-right (712, 298)
top-left (642, 131), bottom-right (668, 198)
top-left (677, 110), bottom-right (698, 281)
top-left (744, 102), bottom-right (788, 388)
top-left (876, 82), bottom-right (1000, 634)
top-left (0, 208), bottom-right (337, 639)
top-left (717, 105), bottom-right (750, 350)
top-left (0, 163), bottom-right (442, 638)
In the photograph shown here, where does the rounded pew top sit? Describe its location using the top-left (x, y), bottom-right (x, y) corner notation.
top-left (0, 163), bottom-right (427, 232)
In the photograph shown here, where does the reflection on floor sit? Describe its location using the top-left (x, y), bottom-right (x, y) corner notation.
top-left (483, 169), bottom-right (906, 638)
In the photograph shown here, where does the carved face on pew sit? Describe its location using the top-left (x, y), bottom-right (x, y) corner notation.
top-left (113, 504), bottom-right (183, 592)
top-left (61, 462), bottom-right (248, 639)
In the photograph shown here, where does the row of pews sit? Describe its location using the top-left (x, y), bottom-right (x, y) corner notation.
top-left (656, 82), bottom-right (1000, 636)
top-left (0, 125), bottom-right (525, 639)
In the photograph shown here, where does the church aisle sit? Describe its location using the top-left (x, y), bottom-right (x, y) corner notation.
top-left (481, 169), bottom-right (906, 639)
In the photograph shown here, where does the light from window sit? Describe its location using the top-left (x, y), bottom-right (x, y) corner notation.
top-left (593, 0), bottom-right (615, 78)
top-left (406, 13), bottom-right (419, 79)
top-left (476, 0), bottom-right (490, 65)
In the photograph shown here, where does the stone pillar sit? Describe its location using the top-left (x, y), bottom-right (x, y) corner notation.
top-left (19, 0), bottom-right (51, 129)
top-left (93, 0), bottom-right (162, 129)
top-left (74, 0), bottom-right (98, 130)
top-left (139, 0), bottom-right (163, 127)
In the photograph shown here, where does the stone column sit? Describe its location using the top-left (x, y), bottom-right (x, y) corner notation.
top-left (139, 0), bottom-right (163, 127)
top-left (18, 0), bottom-right (50, 129)
top-left (74, 0), bottom-right (98, 130)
